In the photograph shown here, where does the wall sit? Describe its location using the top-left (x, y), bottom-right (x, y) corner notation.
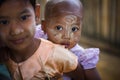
top-left (80, 0), bottom-right (120, 54)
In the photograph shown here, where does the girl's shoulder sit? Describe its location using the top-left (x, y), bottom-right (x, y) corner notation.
top-left (40, 39), bottom-right (78, 72)
top-left (0, 47), bottom-right (9, 63)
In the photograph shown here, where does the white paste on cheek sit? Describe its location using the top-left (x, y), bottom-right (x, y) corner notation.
top-left (74, 36), bottom-right (79, 42)
top-left (55, 33), bottom-right (63, 41)
top-left (48, 28), bottom-right (63, 42)
top-left (29, 24), bottom-right (36, 36)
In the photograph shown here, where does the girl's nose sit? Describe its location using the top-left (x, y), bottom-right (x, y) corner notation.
top-left (10, 21), bottom-right (24, 36)
top-left (10, 28), bottom-right (24, 36)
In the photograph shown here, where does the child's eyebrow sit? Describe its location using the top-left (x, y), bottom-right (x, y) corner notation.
top-left (0, 16), bottom-right (8, 19)
top-left (20, 9), bottom-right (31, 14)
top-left (0, 9), bottom-right (31, 19)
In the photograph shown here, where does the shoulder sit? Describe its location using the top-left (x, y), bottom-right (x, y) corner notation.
top-left (53, 45), bottom-right (78, 72)
top-left (40, 39), bottom-right (78, 73)
top-left (70, 44), bottom-right (85, 57)
top-left (84, 48), bottom-right (100, 57)
top-left (70, 44), bottom-right (100, 56)
top-left (0, 47), bottom-right (9, 63)
top-left (70, 44), bottom-right (84, 52)
top-left (40, 38), bottom-right (78, 60)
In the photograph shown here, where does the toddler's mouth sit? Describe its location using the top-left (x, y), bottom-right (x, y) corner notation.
top-left (61, 43), bottom-right (70, 48)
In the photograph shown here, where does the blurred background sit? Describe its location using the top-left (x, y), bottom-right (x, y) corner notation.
top-left (37, 0), bottom-right (120, 80)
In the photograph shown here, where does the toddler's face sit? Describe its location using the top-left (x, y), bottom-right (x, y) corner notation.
top-left (45, 14), bottom-right (82, 49)
top-left (0, 0), bottom-right (36, 50)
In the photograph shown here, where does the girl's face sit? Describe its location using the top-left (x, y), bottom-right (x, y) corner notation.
top-left (0, 0), bottom-right (36, 50)
top-left (45, 14), bottom-right (82, 49)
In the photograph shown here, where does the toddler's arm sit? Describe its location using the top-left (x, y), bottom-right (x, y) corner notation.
top-left (64, 63), bottom-right (85, 80)
top-left (81, 48), bottom-right (101, 80)
top-left (71, 45), bottom-right (101, 80)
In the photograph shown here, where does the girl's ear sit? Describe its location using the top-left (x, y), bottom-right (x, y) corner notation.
top-left (41, 20), bottom-right (46, 33)
top-left (35, 4), bottom-right (40, 25)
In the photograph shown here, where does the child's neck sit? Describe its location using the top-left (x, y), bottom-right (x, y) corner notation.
top-left (9, 38), bottom-right (41, 63)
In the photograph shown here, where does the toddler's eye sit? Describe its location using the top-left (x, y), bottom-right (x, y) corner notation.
top-left (21, 15), bottom-right (30, 21)
top-left (0, 20), bottom-right (9, 25)
top-left (55, 25), bottom-right (63, 31)
top-left (72, 27), bottom-right (79, 32)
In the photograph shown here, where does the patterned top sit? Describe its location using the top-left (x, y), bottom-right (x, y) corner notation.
top-left (5, 39), bottom-right (78, 80)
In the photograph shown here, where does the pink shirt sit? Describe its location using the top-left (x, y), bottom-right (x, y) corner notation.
top-left (5, 39), bottom-right (78, 80)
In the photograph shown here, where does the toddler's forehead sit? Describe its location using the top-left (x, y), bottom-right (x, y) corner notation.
top-left (48, 14), bottom-right (81, 27)
top-left (50, 12), bottom-right (82, 21)
top-left (48, 1), bottom-right (83, 19)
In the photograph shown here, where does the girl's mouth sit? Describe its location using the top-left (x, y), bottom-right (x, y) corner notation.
top-left (13, 38), bottom-right (25, 44)
top-left (10, 37), bottom-right (26, 45)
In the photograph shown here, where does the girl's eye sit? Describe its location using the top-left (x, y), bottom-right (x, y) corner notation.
top-left (0, 20), bottom-right (9, 25)
top-left (55, 25), bottom-right (63, 31)
top-left (72, 27), bottom-right (79, 32)
top-left (21, 15), bottom-right (30, 21)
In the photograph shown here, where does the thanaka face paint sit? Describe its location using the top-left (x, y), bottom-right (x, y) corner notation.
top-left (63, 15), bottom-right (77, 40)
top-left (44, 0), bottom-right (83, 49)
top-left (45, 14), bottom-right (81, 49)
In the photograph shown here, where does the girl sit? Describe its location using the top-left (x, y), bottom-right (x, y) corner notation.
top-left (0, 0), bottom-right (84, 80)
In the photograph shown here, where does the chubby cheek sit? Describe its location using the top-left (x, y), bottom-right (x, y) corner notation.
top-left (26, 20), bottom-right (36, 37)
top-left (0, 29), bottom-right (9, 43)
top-left (29, 25), bottom-right (35, 36)
top-left (72, 33), bottom-right (81, 43)
top-left (54, 33), bottom-right (62, 40)
top-left (73, 36), bottom-right (80, 42)
top-left (48, 29), bottom-right (63, 42)
top-left (0, 34), bottom-right (5, 43)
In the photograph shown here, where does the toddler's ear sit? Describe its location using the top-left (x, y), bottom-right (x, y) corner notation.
top-left (41, 20), bottom-right (46, 33)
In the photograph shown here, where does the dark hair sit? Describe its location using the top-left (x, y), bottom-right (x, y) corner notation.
top-left (0, 0), bottom-right (36, 9)
top-left (29, 0), bottom-right (36, 9)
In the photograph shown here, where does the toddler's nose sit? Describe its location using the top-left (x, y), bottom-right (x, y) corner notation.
top-left (63, 31), bottom-right (71, 40)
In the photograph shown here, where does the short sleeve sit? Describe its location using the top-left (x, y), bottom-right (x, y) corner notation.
top-left (44, 45), bottom-right (78, 76)
top-left (53, 45), bottom-right (78, 73)
top-left (80, 48), bottom-right (100, 69)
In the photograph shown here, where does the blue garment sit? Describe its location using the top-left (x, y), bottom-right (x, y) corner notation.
top-left (0, 64), bottom-right (11, 80)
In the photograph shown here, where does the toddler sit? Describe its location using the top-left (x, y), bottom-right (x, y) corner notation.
top-left (35, 0), bottom-right (101, 80)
